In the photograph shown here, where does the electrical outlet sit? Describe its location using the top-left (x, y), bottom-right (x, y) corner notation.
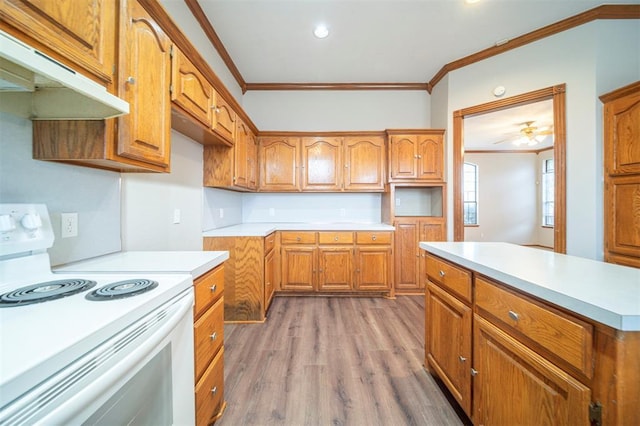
top-left (269, 208), bottom-right (275, 217)
top-left (61, 212), bottom-right (78, 238)
top-left (340, 208), bottom-right (346, 217)
top-left (219, 208), bottom-right (224, 219)
top-left (173, 209), bottom-right (181, 224)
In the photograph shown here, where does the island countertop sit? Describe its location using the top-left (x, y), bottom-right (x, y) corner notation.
top-left (419, 242), bottom-right (640, 331)
top-left (203, 222), bottom-right (395, 238)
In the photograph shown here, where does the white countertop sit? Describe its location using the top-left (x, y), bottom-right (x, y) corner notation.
top-left (54, 251), bottom-right (229, 279)
top-left (419, 242), bottom-right (640, 331)
top-left (203, 222), bottom-right (395, 237)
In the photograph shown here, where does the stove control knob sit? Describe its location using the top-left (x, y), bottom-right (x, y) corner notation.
top-left (0, 214), bottom-right (16, 233)
top-left (21, 213), bottom-right (42, 230)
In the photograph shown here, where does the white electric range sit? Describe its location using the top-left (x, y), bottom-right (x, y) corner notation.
top-left (0, 204), bottom-right (196, 425)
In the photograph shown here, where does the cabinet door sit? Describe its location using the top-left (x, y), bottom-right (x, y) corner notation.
top-left (211, 91), bottom-right (236, 145)
top-left (281, 247), bottom-right (315, 291)
top-left (301, 137), bottom-right (343, 191)
top-left (344, 136), bottom-right (385, 191)
top-left (394, 219), bottom-right (420, 292)
top-left (389, 135), bottom-right (417, 180)
top-left (425, 283), bottom-right (472, 416)
top-left (247, 131), bottom-right (258, 190)
top-left (234, 119), bottom-right (249, 188)
top-left (1, 0), bottom-right (116, 83)
top-left (318, 247), bottom-right (354, 291)
top-left (419, 219), bottom-right (446, 289)
top-left (117, 0), bottom-right (171, 168)
top-left (264, 248), bottom-right (275, 310)
top-left (170, 47), bottom-right (212, 128)
top-left (473, 315), bottom-right (591, 425)
top-left (355, 246), bottom-right (391, 291)
top-left (259, 137), bottom-right (300, 191)
top-left (417, 134), bottom-right (444, 181)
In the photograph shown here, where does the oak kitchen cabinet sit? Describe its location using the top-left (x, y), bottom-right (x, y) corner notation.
top-left (260, 133), bottom-right (385, 192)
top-left (193, 264), bottom-right (226, 426)
top-left (0, 0), bottom-right (117, 86)
top-left (33, 0), bottom-right (173, 172)
top-left (203, 233), bottom-right (276, 322)
top-left (422, 242), bottom-right (640, 426)
top-left (387, 130), bottom-right (445, 182)
top-left (203, 117), bottom-right (257, 191)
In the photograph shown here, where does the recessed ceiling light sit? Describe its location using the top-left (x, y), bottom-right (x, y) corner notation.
top-left (465, 0), bottom-right (481, 4)
top-left (313, 25), bottom-right (329, 39)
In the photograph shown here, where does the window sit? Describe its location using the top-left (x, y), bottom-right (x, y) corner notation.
top-left (542, 158), bottom-right (554, 227)
top-left (463, 162), bottom-right (478, 225)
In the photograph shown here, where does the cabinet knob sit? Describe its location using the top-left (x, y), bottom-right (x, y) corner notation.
top-left (212, 106), bottom-right (220, 113)
top-left (372, 235), bottom-right (377, 241)
top-left (125, 76), bottom-right (135, 85)
top-left (417, 155), bottom-right (422, 159)
top-left (210, 284), bottom-right (217, 292)
top-left (210, 332), bottom-right (217, 341)
top-left (439, 270), bottom-right (445, 277)
top-left (471, 368), bottom-right (478, 376)
top-left (459, 355), bottom-right (467, 362)
top-left (211, 386), bottom-right (218, 395)
top-left (414, 154), bottom-right (419, 159)
top-left (508, 310), bottom-right (520, 321)
top-left (334, 236), bottom-right (339, 241)
top-left (319, 269), bottom-right (323, 273)
top-left (296, 236), bottom-right (301, 241)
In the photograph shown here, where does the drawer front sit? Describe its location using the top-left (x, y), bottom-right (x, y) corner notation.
top-left (265, 232), bottom-right (276, 254)
top-left (194, 297), bottom-right (224, 381)
top-left (195, 346), bottom-right (225, 426)
top-left (475, 276), bottom-right (594, 377)
top-left (425, 254), bottom-right (472, 303)
top-left (355, 231), bottom-right (392, 245)
top-left (280, 231), bottom-right (317, 244)
top-left (194, 265), bottom-right (224, 318)
top-left (318, 231), bottom-right (354, 245)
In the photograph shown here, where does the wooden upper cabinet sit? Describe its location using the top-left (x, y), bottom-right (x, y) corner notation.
top-left (171, 46), bottom-right (213, 128)
top-left (301, 137), bottom-right (343, 191)
top-left (388, 130), bottom-right (445, 182)
top-left (211, 91), bottom-right (236, 145)
top-left (344, 136), bottom-right (385, 191)
top-left (234, 119), bottom-right (249, 188)
top-left (247, 131), bottom-right (258, 190)
top-left (117, 0), bottom-right (171, 169)
top-left (259, 137), bottom-right (301, 191)
top-left (1, 0), bottom-right (116, 84)
top-left (601, 81), bottom-right (640, 268)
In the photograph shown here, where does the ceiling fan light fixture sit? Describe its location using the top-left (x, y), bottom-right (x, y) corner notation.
top-left (313, 24), bottom-right (329, 39)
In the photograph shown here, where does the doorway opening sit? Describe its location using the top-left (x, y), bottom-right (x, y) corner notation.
top-left (452, 84), bottom-right (566, 253)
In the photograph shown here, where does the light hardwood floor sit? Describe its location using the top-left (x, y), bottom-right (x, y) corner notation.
top-left (218, 296), bottom-right (470, 426)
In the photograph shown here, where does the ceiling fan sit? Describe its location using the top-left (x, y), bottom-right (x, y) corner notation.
top-left (494, 121), bottom-right (554, 146)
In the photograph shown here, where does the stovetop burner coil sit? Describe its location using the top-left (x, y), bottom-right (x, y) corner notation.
top-left (0, 279), bottom-right (97, 307)
top-left (85, 279), bottom-right (158, 301)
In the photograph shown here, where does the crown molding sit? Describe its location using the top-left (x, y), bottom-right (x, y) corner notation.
top-left (244, 82), bottom-right (429, 92)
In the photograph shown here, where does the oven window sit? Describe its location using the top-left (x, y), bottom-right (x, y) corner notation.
top-left (83, 344), bottom-right (173, 425)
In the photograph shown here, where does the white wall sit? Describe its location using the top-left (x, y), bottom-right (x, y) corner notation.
top-left (435, 20), bottom-right (640, 260)
top-left (464, 153), bottom-right (538, 245)
top-left (243, 90), bottom-right (430, 131)
top-left (202, 188), bottom-right (243, 231)
top-left (121, 131), bottom-right (204, 251)
top-left (0, 113), bottom-right (121, 266)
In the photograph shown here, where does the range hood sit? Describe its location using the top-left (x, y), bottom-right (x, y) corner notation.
top-left (0, 29), bottom-right (129, 120)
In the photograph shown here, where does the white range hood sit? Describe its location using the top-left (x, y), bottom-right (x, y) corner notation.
top-left (0, 29), bottom-right (129, 120)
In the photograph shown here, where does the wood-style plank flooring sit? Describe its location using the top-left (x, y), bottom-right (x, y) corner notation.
top-left (218, 296), bottom-right (470, 426)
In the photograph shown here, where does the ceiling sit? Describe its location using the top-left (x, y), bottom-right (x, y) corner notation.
top-left (160, 0), bottom-right (638, 84)
top-left (464, 99), bottom-right (554, 151)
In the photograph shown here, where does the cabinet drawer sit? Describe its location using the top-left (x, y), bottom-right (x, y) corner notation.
top-left (195, 346), bottom-right (225, 426)
top-left (281, 231), bottom-right (317, 244)
top-left (319, 231), bottom-right (354, 245)
top-left (475, 276), bottom-right (594, 377)
top-left (194, 265), bottom-right (224, 318)
top-left (355, 231), bottom-right (392, 245)
top-left (426, 254), bottom-right (472, 303)
top-left (194, 297), bottom-right (224, 381)
top-left (265, 232), bottom-right (276, 254)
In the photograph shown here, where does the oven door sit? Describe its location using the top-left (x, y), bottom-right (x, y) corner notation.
top-left (0, 288), bottom-right (195, 426)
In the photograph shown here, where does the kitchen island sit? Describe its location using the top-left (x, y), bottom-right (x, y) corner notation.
top-left (420, 242), bottom-right (639, 425)
top-left (204, 222), bottom-right (395, 322)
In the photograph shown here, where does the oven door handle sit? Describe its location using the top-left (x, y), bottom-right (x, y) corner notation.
top-left (32, 289), bottom-right (194, 425)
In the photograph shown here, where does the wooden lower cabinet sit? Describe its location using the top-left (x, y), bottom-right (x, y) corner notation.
top-left (203, 233), bottom-right (276, 322)
top-left (280, 231), bottom-right (393, 295)
top-left (425, 283), bottom-right (472, 416)
top-left (193, 264), bottom-right (225, 425)
top-left (473, 316), bottom-right (590, 425)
